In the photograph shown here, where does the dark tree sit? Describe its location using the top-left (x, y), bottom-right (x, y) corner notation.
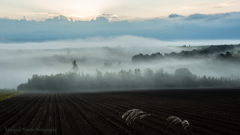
top-left (132, 52), bottom-right (163, 63)
top-left (72, 60), bottom-right (79, 72)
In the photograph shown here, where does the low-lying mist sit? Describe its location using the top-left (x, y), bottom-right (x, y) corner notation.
top-left (1, 36), bottom-right (240, 89)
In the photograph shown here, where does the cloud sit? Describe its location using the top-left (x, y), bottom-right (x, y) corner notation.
top-left (94, 16), bottom-right (109, 22)
top-left (95, 14), bottom-right (120, 21)
top-left (0, 12), bottom-right (240, 42)
top-left (101, 14), bottom-right (114, 17)
top-left (193, 3), bottom-right (208, 6)
top-left (168, 14), bottom-right (183, 18)
top-left (185, 12), bottom-right (233, 21)
top-left (180, 3), bottom-right (209, 9)
top-left (18, 12), bottom-right (58, 18)
top-left (186, 13), bottom-right (207, 20)
top-left (214, 1), bottom-right (237, 8)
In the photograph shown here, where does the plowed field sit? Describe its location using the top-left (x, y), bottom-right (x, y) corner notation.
top-left (0, 89), bottom-right (240, 135)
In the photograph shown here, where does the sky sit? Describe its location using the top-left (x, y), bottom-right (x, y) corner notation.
top-left (0, 0), bottom-right (239, 21)
top-left (0, 0), bottom-right (240, 42)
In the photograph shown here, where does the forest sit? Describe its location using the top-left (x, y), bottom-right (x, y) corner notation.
top-left (132, 45), bottom-right (240, 62)
top-left (17, 68), bottom-right (240, 91)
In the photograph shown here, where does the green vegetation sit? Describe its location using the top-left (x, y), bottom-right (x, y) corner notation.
top-left (0, 89), bottom-right (23, 101)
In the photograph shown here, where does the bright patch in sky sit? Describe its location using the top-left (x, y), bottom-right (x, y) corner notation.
top-left (0, 0), bottom-right (239, 21)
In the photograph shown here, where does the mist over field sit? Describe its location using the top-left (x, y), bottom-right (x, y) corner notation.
top-left (1, 36), bottom-right (240, 89)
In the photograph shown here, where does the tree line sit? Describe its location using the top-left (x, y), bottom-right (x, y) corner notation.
top-left (132, 45), bottom-right (240, 63)
top-left (17, 68), bottom-right (240, 91)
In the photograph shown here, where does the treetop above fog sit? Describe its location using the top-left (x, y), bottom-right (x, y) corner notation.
top-left (132, 45), bottom-right (240, 63)
top-left (17, 68), bottom-right (240, 91)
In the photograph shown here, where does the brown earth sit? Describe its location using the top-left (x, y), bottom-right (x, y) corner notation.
top-left (0, 89), bottom-right (240, 135)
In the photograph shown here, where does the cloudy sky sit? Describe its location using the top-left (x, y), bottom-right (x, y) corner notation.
top-left (0, 0), bottom-right (240, 42)
top-left (0, 0), bottom-right (239, 21)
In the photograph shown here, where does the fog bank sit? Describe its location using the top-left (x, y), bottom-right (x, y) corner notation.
top-left (1, 36), bottom-right (240, 89)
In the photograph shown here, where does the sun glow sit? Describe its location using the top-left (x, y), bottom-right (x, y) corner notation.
top-left (0, 0), bottom-right (239, 21)
top-left (29, 0), bottom-right (118, 21)
top-left (0, 0), bottom-right (118, 21)
top-left (61, 12), bottom-right (95, 21)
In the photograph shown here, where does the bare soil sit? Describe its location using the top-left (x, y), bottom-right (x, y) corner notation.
top-left (0, 89), bottom-right (240, 135)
